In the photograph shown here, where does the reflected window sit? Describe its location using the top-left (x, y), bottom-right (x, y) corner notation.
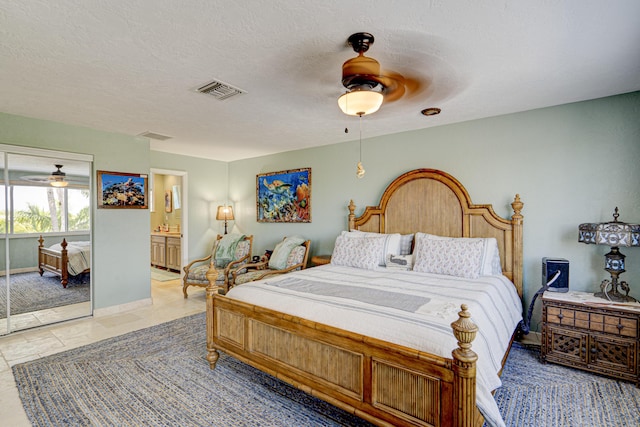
top-left (9, 185), bottom-right (89, 234)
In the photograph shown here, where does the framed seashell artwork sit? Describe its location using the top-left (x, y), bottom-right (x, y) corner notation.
top-left (97, 170), bottom-right (148, 209)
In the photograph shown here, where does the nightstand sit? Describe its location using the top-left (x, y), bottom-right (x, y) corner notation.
top-left (311, 255), bottom-right (331, 266)
top-left (541, 291), bottom-right (640, 385)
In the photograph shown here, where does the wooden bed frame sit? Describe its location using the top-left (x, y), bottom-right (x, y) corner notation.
top-left (37, 236), bottom-right (89, 288)
top-left (206, 169), bottom-right (523, 427)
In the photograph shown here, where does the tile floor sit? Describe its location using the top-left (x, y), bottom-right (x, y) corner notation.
top-left (0, 278), bottom-right (206, 426)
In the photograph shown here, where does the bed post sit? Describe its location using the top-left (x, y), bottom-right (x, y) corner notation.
top-left (348, 199), bottom-right (356, 230)
top-left (205, 261), bottom-right (220, 369)
top-left (38, 235), bottom-right (44, 276)
top-left (60, 239), bottom-right (69, 288)
top-left (511, 194), bottom-right (524, 297)
top-left (451, 304), bottom-right (478, 427)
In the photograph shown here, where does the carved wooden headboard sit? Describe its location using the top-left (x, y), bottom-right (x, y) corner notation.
top-left (348, 169), bottom-right (524, 297)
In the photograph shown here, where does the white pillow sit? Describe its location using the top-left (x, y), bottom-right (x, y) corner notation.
top-left (385, 253), bottom-right (413, 271)
top-left (341, 231), bottom-right (401, 266)
top-left (413, 233), bottom-right (502, 277)
top-left (413, 237), bottom-right (484, 279)
top-left (330, 235), bottom-right (384, 270)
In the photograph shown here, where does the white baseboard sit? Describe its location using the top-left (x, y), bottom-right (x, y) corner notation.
top-left (93, 298), bottom-right (152, 317)
top-left (0, 267), bottom-right (40, 276)
top-left (518, 331), bottom-right (542, 346)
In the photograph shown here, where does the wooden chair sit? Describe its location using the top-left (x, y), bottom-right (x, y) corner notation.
top-left (230, 238), bottom-right (310, 290)
top-left (182, 234), bottom-right (253, 297)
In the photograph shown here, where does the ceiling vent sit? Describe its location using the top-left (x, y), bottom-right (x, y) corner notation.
top-left (196, 79), bottom-right (245, 100)
top-left (138, 131), bottom-right (172, 141)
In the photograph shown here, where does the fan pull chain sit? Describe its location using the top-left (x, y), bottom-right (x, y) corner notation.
top-left (356, 114), bottom-right (365, 178)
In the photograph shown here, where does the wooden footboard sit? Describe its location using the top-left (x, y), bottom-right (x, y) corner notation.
top-left (37, 236), bottom-right (89, 288)
top-left (206, 284), bottom-right (482, 427)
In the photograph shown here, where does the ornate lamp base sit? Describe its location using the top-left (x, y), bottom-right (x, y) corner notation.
top-left (594, 278), bottom-right (636, 303)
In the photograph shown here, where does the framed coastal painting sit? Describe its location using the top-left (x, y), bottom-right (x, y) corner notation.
top-left (257, 168), bottom-right (311, 223)
top-left (97, 171), bottom-right (148, 209)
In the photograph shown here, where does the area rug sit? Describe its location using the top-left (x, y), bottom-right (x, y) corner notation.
top-left (0, 271), bottom-right (89, 317)
top-left (12, 313), bottom-right (640, 427)
top-left (151, 267), bottom-right (181, 281)
top-left (490, 342), bottom-right (640, 426)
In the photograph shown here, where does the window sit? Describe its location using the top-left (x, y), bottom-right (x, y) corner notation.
top-left (7, 184), bottom-right (90, 234)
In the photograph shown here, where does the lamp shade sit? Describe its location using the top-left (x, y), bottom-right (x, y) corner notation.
top-left (338, 89), bottom-right (383, 116)
top-left (578, 209), bottom-right (640, 247)
top-left (216, 205), bottom-right (234, 221)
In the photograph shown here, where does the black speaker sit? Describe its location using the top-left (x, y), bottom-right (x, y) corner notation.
top-left (542, 257), bottom-right (569, 292)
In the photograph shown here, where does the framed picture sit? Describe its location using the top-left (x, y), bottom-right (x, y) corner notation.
top-left (97, 170), bottom-right (148, 209)
top-left (257, 168), bottom-right (311, 223)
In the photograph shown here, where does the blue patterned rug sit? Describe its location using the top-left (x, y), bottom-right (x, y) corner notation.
top-left (12, 313), bottom-right (640, 426)
top-left (0, 271), bottom-right (89, 317)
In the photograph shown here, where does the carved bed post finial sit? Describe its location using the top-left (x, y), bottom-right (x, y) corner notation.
top-left (511, 194), bottom-right (523, 222)
top-left (348, 199), bottom-right (356, 230)
top-left (511, 194), bottom-right (524, 298)
top-left (451, 304), bottom-right (478, 427)
top-left (205, 261), bottom-right (220, 369)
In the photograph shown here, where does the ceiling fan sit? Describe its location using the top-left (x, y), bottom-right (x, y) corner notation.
top-left (338, 32), bottom-right (422, 116)
top-left (20, 164), bottom-right (85, 187)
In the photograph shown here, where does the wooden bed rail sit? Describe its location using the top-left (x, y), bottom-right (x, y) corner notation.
top-left (206, 278), bottom-right (480, 427)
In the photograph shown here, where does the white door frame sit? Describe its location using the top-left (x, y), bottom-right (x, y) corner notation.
top-left (150, 168), bottom-right (188, 274)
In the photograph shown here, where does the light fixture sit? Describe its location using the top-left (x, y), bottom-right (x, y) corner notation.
top-left (338, 87), bottom-right (384, 116)
top-left (579, 207), bottom-right (640, 302)
top-left (49, 164), bottom-right (67, 187)
top-left (216, 205), bottom-right (234, 235)
top-left (49, 180), bottom-right (68, 188)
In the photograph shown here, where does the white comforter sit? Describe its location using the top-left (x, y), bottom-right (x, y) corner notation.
top-left (225, 264), bottom-right (522, 427)
top-left (49, 241), bottom-right (91, 275)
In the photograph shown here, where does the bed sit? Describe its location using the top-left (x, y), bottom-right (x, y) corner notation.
top-left (38, 236), bottom-right (91, 288)
top-left (206, 169), bottom-right (524, 427)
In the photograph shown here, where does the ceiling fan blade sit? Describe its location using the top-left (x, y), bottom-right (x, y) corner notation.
top-left (379, 71), bottom-right (406, 102)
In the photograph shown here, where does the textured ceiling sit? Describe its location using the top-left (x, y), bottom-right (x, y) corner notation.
top-left (1, 1), bottom-right (639, 161)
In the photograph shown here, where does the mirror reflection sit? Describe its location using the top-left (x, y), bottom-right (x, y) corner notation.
top-left (0, 152), bottom-right (92, 335)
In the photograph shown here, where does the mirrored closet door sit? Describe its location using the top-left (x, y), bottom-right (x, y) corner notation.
top-left (0, 146), bottom-right (93, 335)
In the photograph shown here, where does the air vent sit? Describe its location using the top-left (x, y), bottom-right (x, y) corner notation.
top-left (138, 131), bottom-right (172, 141)
top-left (197, 79), bottom-right (245, 100)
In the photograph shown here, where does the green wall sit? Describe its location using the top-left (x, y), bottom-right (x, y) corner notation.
top-left (229, 91), bottom-right (640, 331)
top-left (0, 113), bottom-right (151, 309)
top-left (1, 91), bottom-right (638, 332)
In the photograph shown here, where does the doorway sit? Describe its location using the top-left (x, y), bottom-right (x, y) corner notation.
top-left (149, 169), bottom-right (188, 284)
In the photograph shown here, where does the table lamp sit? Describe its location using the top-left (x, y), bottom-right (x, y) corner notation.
top-left (578, 207), bottom-right (640, 302)
top-left (216, 205), bottom-right (234, 235)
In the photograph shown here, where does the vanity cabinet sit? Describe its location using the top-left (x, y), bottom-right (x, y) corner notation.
top-left (166, 237), bottom-right (181, 271)
top-left (151, 235), bottom-right (166, 268)
top-left (151, 234), bottom-right (181, 272)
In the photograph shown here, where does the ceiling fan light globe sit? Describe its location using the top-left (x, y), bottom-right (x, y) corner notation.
top-left (338, 90), bottom-right (383, 116)
top-left (50, 180), bottom-right (68, 188)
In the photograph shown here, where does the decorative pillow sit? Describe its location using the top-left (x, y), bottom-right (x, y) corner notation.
top-left (269, 236), bottom-right (305, 270)
top-left (414, 233), bottom-right (502, 276)
top-left (342, 231), bottom-right (401, 266)
top-left (399, 234), bottom-right (414, 256)
top-left (330, 235), bottom-right (384, 270)
top-left (385, 253), bottom-right (413, 271)
top-left (285, 245), bottom-right (307, 270)
top-left (413, 237), bottom-right (484, 279)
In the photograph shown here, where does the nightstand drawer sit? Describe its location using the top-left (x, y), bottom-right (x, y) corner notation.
top-left (604, 316), bottom-right (637, 338)
top-left (546, 305), bottom-right (638, 338)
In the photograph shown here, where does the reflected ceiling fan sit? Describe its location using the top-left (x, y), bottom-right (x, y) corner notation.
top-left (338, 32), bottom-right (424, 116)
top-left (21, 164), bottom-right (84, 187)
